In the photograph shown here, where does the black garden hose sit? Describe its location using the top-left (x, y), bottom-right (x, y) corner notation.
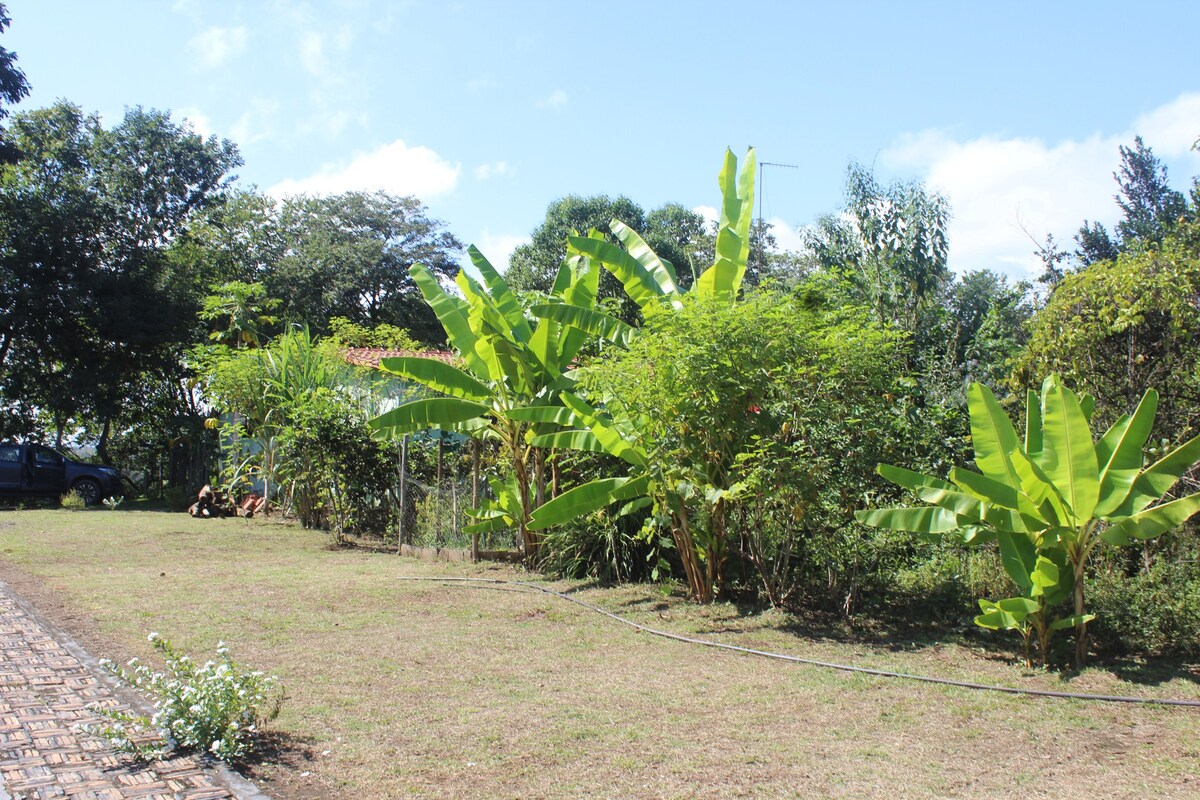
top-left (396, 575), bottom-right (1200, 708)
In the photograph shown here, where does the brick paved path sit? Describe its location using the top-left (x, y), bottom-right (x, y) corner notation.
top-left (0, 582), bottom-right (262, 800)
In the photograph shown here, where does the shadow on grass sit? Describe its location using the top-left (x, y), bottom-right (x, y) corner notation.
top-left (233, 730), bottom-right (321, 771)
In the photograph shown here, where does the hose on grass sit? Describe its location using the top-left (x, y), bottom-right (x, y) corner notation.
top-left (396, 575), bottom-right (1200, 709)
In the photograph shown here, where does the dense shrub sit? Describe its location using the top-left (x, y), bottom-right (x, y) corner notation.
top-left (1087, 537), bottom-right (1200, 657)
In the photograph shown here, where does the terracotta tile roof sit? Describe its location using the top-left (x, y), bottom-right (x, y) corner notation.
top-left (341, 347), bottom-right (459, 368)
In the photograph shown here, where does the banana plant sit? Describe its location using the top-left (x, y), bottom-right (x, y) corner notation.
top-left (525, 148), bottom-right (757, 602)
top-left (369, 246), bottom-right (602, 560)
top-left (857, 375), bottom-right (1200, 667)
top-left (536, 147), bottom-right (756, 331)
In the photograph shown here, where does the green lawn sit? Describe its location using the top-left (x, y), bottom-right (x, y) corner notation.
top-left (1, 509), bottom-right (1197, 799)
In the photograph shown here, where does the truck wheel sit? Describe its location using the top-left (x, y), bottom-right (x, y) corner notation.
top-left (72, 478), bottom-right (102, 506)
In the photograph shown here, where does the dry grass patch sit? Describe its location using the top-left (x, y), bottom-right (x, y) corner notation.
top-left (0, 509), bottom-right (1198, 799)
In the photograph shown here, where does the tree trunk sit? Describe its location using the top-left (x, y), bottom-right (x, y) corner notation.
top-left (97, 416), bottom-right (112, 466)
top-left (671, 505), bottom-right (711, 603)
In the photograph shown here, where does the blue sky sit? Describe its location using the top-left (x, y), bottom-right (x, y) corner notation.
top-left (6, 0), bottom-right (1200, 279)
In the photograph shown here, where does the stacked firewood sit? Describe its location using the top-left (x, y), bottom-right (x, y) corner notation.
top-left (188, 485), bottom-right (265, 518)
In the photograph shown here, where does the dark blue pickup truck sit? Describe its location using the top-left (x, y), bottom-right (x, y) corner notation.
top-left (0, 443), bottom-right (124, 506)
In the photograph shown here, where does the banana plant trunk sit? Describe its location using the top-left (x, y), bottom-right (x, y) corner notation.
top-left (511, 440), bottom-right (539, 562)
top-left (1074, 559), bottom-right (1088, 668)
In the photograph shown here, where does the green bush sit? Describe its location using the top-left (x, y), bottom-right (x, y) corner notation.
top-left (84, 633), bottom-right (281, 761)
top-left (59, 490), bottom-right (87, 510)
top-left (1087, 551), bottom-right (1200, 657)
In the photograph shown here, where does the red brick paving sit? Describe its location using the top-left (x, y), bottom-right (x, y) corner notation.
top-left (0, 587), bottom-right (253, 800)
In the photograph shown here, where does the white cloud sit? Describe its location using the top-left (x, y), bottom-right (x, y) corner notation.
top-left (175, 107), bottom-right (213, 138)
top-left (268, 139), bottom-right (461, 199)
top-left (540, 89), bottom-right (569, 110)
top-left (1133, 93), bottom-right (1200, 158)
top-left (474, 161), bottom-right (510, 181)
top-left (693, 205), bottom-right (718, 228)
top-left (465, 231), bottom-right (527, 274)
top-left (299, 31), bottom-right (326, 75)
top-left (230, 97), bottom-right (280, 146)
top-left (880, 92), bottom-right (1200, 279)
top-left (767, 217), bottom-right (804, 253)
top-left (189, 26), bottom-right (247, 68)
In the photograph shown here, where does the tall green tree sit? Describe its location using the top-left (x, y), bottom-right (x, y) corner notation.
top-left (0, 101), bottom-right (241, 455)
top-left (270, 191), bottom-right (461, 342)
top-left (1076, 136), bottom-right (1191, 266)
top-left (803, 163), bottom-right (950, 339)
top-left (0, 3), bottom-right (30, 163)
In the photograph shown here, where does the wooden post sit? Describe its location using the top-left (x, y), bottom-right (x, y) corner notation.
top-left (435, 434), bottom-right (445, 550)
top-left (397, 434), bottom-right (408, 553)
top-left (471, 438), bottom-right (481, 562)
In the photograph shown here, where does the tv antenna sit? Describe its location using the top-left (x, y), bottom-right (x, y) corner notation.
top-left (757, 159), bottom-right (799, 273)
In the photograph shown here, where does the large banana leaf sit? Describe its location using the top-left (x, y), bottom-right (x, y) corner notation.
top-left (949, 467), bottom-right (1019, 511)
top-left (996, 530), bottom-right (1037, 589)
top-left (1039, 381), bottom-right (1099, 522)
top-left (610, 219), bottom-right (681, 299)
top-left (1094, 389), bottom-right (1157, 516)
top-left (853, 506), bottom-right (963, 533)
top-left (370, 398), bottom-right (490, 436)
top-left (695, 148), bottom-right (755, 303)
top-left (877, 463), bottom-right (955, 493)
top-left (409, 264), bottom-right (489, 380)
top-left (530, 303), bottom-right (637, 348)
top-left (1101, 493), bottom-right (1200, 545)
top-left (967, 383), bottom-right (1022, 488)
top-left (1009, 449), bottom-right (1068, 528)
top-left (377, 357), bottom-right (491, 402)
top-left (567, 233), bottom-right (672, 316)
top-left (504, 405), bottom-right (576, 425)
top-left (1024, 388), bottom-right (1043, 456)
top-left (528, 474), bottom-right (652, 530)
top-left (467, 245), bottom-right (532, 345)
top-left (1110, 433), bottom-right (1200, 518)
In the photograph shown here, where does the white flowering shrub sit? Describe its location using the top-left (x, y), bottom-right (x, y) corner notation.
top-left (84, 633), bottom-right (282, 762)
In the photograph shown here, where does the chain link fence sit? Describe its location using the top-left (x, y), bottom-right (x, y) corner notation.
top-left (392, 435), bottom-right (518, 556)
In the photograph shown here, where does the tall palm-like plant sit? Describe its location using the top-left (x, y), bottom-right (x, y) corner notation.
top-left (368, 247), bottom-right (608, 559)
top-left (527, 148), bottom-right (757, 602)
top-left (857, 375), bottom-right (1200, 666)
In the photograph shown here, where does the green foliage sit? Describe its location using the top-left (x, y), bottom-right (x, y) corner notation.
top-left (277, 389), bottom-right (394, 543)
top-left (199, 281), bottom-right (280, 348)
top-left (371, 245), bottom-right (603, 559)
top-left (1087, 544), bottom-right (1200, 657)
top-left (85, 633), bottom-right (281, 762)
top-left (327, 316), bottom-right (423, 350)
top-left (575, 290), bottom-right (899, 605)
top-left (1014, 228), bottom-right (1200, 437)
top-left (858, 376), bottom-right (1200, 666)
top-left (802, 163), bottom-right (950, 338)
top-left (59, 490), bottom-right (87, 510)
top-left (0, 101), bottom-right (240, 452)
top-left (269, 191), bottom-right (462, 342)
top-left (197, 325), bottom-right (397, 535)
